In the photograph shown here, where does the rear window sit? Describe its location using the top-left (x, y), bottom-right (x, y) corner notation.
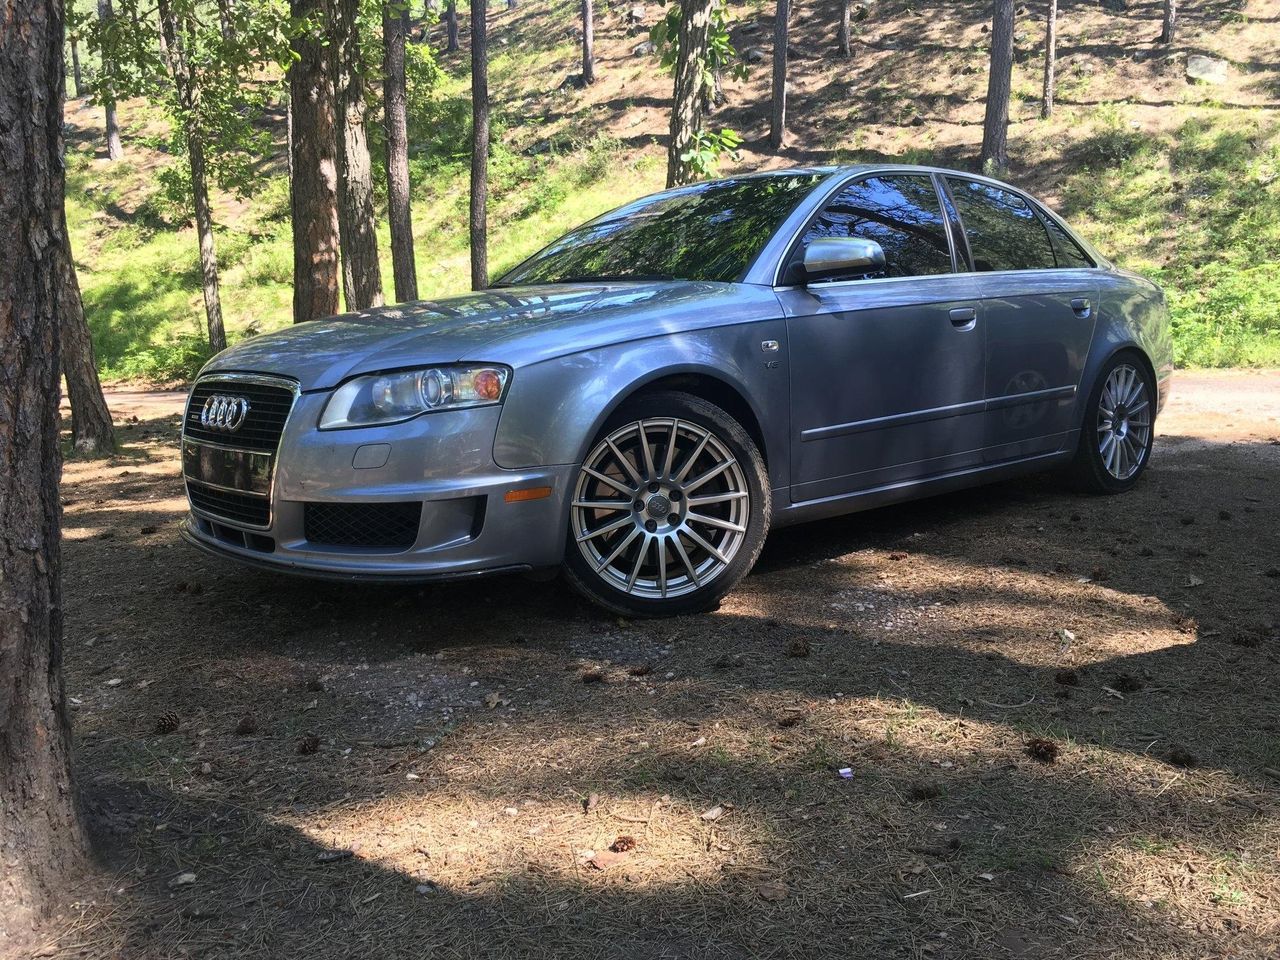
top-left (946, 178), bottom-right (1056, 272)
top-left (1041, 214), bottom-right (1095, 268)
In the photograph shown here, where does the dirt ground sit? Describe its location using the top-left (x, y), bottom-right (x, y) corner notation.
top-left (36, 371), bottom-right (1280, 959)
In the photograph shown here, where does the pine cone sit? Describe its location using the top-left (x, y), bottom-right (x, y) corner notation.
top-left (610, 835), bottom-right (637, 853)
top-left (154, 711), bottom-right (180, 734)
top-left (297, 733), bottom-right (321, 756)
top-left (786, 637), bottom-right (810, 658)
top-left (234, 714), bottom-right (258, 736)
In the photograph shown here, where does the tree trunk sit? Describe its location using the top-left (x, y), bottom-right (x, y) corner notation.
top-left (188, 136), bottom-right (227, 352)
top-left (1159, 0), bottom-right (1175, 43)
top-left (769, 0), bottom-right (789, 151)
top-left (470, 0), bottom-right (489, 289)
top-left (446, 0), bottom-right (460, 52)
top-left (333, 0), bottom-right (384, 312)
top-left (97, 0), bottom-right (124, 160)
top-left (289, 0), bottom-right (341, 322)
top-left (158, 0), bottom-right (227, 352)
top-left (1041, 0), bottom-right (1057, 119)
top-left (666, 0), bottom-right (713, 188)
top-left (0, 0), bottom-right (90, 943)
top-left (69, 37), bottom-right (83, 96)
top-left (838, 0), bottom-right (851, 58)
top-left (582, 0), bottom-right (595, 84)
top-left (216, 0), bottom-right (237, 42)
top-left (57, 218), bottom-right (116, 456)
top-left (980, 0), bottom-right (1014, 174)
top-left (384, 0), bottom-right (418, 303)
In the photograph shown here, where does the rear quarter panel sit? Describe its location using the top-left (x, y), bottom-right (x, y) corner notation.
top-left (1084, 269), bottom-right (1175, 417)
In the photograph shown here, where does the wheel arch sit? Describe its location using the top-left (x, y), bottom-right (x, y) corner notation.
top-left (581, 368), bottom-right (771, 472)
top-left (1081, 343), bottom-right (1158, 430)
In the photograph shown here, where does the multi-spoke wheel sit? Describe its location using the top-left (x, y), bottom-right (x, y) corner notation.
top-left (1069, 354), bottom-right (1155, 493)
top-left (562, 391), bottom-right (770, 617)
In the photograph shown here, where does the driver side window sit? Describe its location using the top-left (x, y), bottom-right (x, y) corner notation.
top-left (791, 175), bottom-right (954, 283)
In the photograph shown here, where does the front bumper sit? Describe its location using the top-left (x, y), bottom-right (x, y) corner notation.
top-left (182, 390), bottom-right (576, 580)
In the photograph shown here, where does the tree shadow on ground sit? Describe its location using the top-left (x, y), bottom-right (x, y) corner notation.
top-left (50, 421), bottom-right (1280, 958)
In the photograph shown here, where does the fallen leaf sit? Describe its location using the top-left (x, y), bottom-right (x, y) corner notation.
top-left (1185, 575), bottom-right (1204, 588)
top-left (700, 805), bottom-right (725, 822)
top-left (317, 849), bottom-right (354, 863)
top-left (757, 879), bottom-right (788, 901)
top-left (484, 692), bottom-right (501, 709)
top-left (586, 849), bottom-right (629, 871)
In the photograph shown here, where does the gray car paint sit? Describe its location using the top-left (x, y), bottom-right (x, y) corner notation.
top-left (185, 164), bottom-right (1173, 581)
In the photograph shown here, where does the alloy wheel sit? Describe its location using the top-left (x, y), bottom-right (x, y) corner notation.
top-left (1097, 363), bottom-right (1152, 481)
top-left (571, 418), bottom-right (751, 599)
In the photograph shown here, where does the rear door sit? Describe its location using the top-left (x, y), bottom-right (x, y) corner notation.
top-left (776, 173), bottom-right (985, 503)
top-left (942, 177), bottom-right (1099, 461)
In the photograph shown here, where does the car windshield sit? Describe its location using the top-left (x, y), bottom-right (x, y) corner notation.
top-left (496, 173), bottom-right (825, 286)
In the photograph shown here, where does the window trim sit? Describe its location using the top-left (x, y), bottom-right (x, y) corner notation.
top-left (773, 171), bottom-right (960, 287)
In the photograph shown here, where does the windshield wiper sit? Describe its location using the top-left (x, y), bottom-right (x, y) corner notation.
top-left (545, 274), bottom-right (680, 284)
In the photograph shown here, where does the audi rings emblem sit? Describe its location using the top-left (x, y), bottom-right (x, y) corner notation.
top-left (200, 395), bottom-right (252, 433)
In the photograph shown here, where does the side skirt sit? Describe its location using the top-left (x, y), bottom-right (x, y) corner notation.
top-left (770, 444), bottom-right (1076, 529)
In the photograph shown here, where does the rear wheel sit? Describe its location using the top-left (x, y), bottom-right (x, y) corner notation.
top-left (562, 392), bottom-right (770, 617)
top-left (1069, 354), bottom-right (1155, 494)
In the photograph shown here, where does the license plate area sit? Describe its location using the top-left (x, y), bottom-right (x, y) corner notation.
top-left (182, 441), bottom-right (274, 496)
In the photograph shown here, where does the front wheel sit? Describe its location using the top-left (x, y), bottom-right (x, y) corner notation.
top-left (562, 391), bottom-right (770, 617)
top-left (1068, 354), bottom-right (1155, 494)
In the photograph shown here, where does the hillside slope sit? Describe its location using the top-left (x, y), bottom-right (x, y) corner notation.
top-left (64, 0), bottom-right (1280, 379)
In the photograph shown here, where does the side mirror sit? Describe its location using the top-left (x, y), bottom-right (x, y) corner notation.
top-left (801, 237), bottom-right (887, 283)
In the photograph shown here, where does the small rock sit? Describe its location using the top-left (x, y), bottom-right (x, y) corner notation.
top-left (169, 872), bottom-right (197, 888)
top-left (1185, 54), bottom-right (1228, 84)
top-left (632, 40), bottom-right (655, 56)
top-left (743, 46), bottom-right (767, 64)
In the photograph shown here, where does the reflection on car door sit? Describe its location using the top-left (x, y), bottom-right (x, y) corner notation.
top-left (942, 177), bottom-right (1100, 461)
top-left (775, 174), bottom-right (985, 504)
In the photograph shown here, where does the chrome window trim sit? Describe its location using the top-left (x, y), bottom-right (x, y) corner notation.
top-left (764, 164), bottom-right (1108, 288)
top-left (181, 371), bottom-right (301, 532)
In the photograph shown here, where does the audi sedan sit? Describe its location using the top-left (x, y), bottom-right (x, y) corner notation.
top-left (180, 165), bottom-right (1172, 616)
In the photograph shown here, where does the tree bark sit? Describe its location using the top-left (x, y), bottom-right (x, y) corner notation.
top-left (769, 0), bottom-right (789, 151)
top-left (838, 0), bottom-right (851, 58)
top-left (333, 0), bottom-right (384, 312)
top-left (97, 0), bottom-right (124, 159)
top-left (69, 36), bottom-right (83, 96)
top-left (1159, 0), bottom-right (1175, 43)
top-left (57, 218), bottom-right (116, 456)
top-left (1041, 0), bottom-right (1057, 119)
top-left (158, 0), bottom-right (227, 352)
top-left (980, 0), bottom-right (1014, 174)
top-left (0, 0), bottom-right (90, 942)
top-left (666, 0), bottom-right (713, 188)
top-left (216, 0), bottom-right (237, 42)
top-left (582, 0), bottom-right (595, 84)
top-left (470, 0), bottom-right (489, 289)
top-left (384, 0), bottom-right (419, 303)
top-left (289, 0), bottom-right (341, 322)
top-left (446, 0), bottom-right (460, 52)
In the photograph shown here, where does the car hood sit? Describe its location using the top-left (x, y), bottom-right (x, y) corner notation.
top-left (200, 281), bottom-right (776, 390)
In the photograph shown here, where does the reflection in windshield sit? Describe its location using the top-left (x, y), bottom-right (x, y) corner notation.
top-left (497, 174), bottom-right (824, 285)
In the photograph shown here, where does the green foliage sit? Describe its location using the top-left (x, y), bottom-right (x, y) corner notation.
top-left (679, 128), bottom-right (742, 180)
top-left (1061, 111), bottom-right (1280, 367)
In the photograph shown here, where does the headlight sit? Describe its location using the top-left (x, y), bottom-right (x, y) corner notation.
top-left (319, 365), bottom-right (511, 429)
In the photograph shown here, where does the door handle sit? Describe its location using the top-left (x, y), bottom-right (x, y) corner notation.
top-left (1071, 297), bottom-right (1092, 318)
top-left (949, 307), bottom-right (977, 330)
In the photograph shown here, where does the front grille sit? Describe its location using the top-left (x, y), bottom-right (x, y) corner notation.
top-left (304, 502), bottom-right (422, 549)
top-left (183, 378), bottom-right (297, 452)
top-left (187, 482), bottom-right (270, 527)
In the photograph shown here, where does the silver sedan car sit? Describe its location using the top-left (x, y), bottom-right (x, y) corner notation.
top-left (180, 165), bottom-right (1173, 616)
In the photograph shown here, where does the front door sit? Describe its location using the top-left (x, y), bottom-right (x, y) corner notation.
top-left (942, 176), bottom-right (1099, 461)
top-left (776, 174), bottom-right (986, 504)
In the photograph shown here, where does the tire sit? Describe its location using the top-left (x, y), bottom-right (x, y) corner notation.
top-left (1068, 352), bottom-right (1156, 494)
top-left (562, 391), bottom-right (771, 617)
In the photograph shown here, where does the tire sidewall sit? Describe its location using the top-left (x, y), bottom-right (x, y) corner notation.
top-left (562, 391), bottom-right (771, 617)
top-left (1078, 353), bottom-right (1156, 494)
